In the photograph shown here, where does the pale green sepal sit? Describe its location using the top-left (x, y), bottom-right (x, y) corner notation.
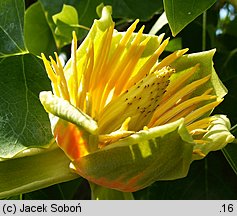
top-left (0, 147), bottom-right (78, 199)
top-left (192, 115), bottom-right (235, 160)
top-left (39, 91), bottom-right (98, 135)
top-left (90, 183), bottom-right (134, 200)
top-left (71, 119), bottom-right (194, 192)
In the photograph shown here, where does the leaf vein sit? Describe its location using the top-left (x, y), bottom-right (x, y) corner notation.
top-left (0, 25), bottom-right (23, 53)
top-left (14, 0), bottom-right (25, 49)
top-left (15, 56), bottom-right (29, 143)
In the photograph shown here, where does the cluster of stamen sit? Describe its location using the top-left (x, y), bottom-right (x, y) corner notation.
top-left (41, 19), bottom-right (223, 157)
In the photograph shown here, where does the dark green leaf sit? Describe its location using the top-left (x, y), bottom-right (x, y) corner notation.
top-left (0, 0), bottom-right (26, 56)
top-left (57, 178), bottom-right (84, 199)
top-left (39, 0), bottom-right (89, 47)
top-left (52, 4), bottom-right (80, 47)
top-left (104, 0), bottom-right (163, 20)
top-left (39, 0), bottom-right (164, 47)
top-left (0, 54), bottom-right (52, 158)
top-left (222, 143), bottom-right (237, 176)
top-left (164, 0), bottom-right (216, 36)
top-left (226, 18), bottom-right (237, 37)
top-left (24, 2), bottom-right (57, 56)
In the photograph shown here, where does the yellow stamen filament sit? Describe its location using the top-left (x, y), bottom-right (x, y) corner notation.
top-left (102, 19), bottom-right (139, 86)
top-left (152, 94), bottom-right (216, 126)
top-left (99, 117), bottom-right (134, 145)
top-left (41, 53), bottom-right (57, 84)
top-left (91, 25), bottom-right (120, 115)
top-left (41, 53), bottom-right (60, 96)
top-left (78, 69), bottom-right (87, 112)
top-left (193, 149), bottom-right (206, 157)
top-left (90, 23), bottom-right (114, 93)
top-left (190, 129), bottom-right (208, 135)
top-left (151, 48), bottom-right (189, 73)
top-left (54, 52), bottom-right (70, 100)
top-left (185, 99), bottom-right (223, 124)
top-left (69, 31), bottom-right (79, 107)
top-left (187, 117), bottom-right (216, 132)
top-left (99, 25), bottom-right (147, 110)
top-left (120, 19), bottom-right (140, 45)
top-left (124, 38), bottom-right (170, 90)
top-left (49, 56), bottom-right (69, 101)
top-left (55, 76), bottom-right (67, 100)
top-left (149, 75), bottom-right (211, 126)
top-left (111, 26), bottom-right (146, 91)
top-left (194, 140), bottom-right (209, 144)
top-left (202, 88), bottom-right (213, 96)
top-left (114, 36), bottom-right (151, 96)
top-left (84, 41), bottom-right (94, 94)
top-left (81, 41), bottom-right (94, 115)
top-left (86, 92), bottom-right (92, 116)
top-left (120, 117), bottom-right (131, 131)
top-left (161, 64), bottom-right (199, 102)
top-left (164, 105), bottom-right (197, 125)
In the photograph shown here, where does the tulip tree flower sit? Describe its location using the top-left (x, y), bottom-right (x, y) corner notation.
top-left (40, 6), bottom-right (234, 198)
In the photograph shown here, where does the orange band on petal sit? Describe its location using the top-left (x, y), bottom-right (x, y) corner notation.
top-left (54, 121), bottom-right (89, 160)
top-left (72, 160), bottom-right (144, 192)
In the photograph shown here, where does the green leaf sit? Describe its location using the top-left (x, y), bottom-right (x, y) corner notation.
top-left (39, 0), bottom-right (164, 47)
top-left (223, 143), bottom-right (237, 176)
top-left (0, 54), bottom-right (52, 158)
top-left (164, 0), bottom-right (216, 36)
top-left (39, 0), bottom-right (89, 48)
top-left (0, 147), bottom-right (78, 199)
top-left (53, 5), bottom-right (79, 26)
top-left (104, 0), bottom-right (163, 21)
top-left (52, 4), bottom-right (80, 47)
top-left (24, 2), bottom-right (57, 56)
top-left (222, 125), bottom-right (237, 175)
top-left (71, 119), bottom-right (194, 192)
top-left (0, 0), bottom-right (26, 56)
